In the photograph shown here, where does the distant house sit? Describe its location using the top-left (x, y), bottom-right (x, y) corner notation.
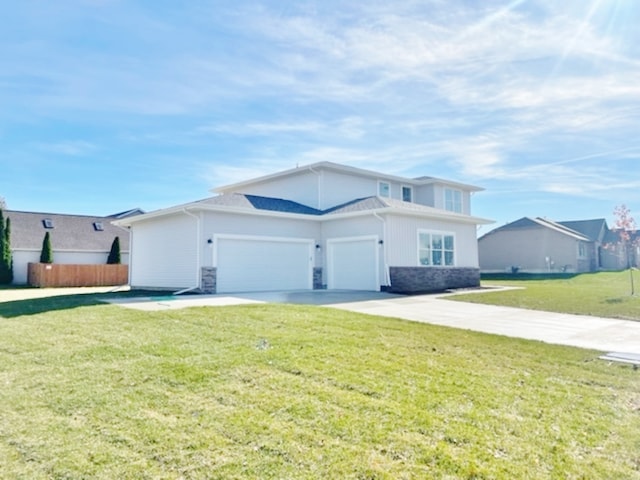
top-left (114, 161), bottom-right (493, 294)
top-left (478, 217), bottom-right (629, 274)
top-left (603, 228), bottom-right (640, 270)
top-left (6, 209), bottom-right (142, 284)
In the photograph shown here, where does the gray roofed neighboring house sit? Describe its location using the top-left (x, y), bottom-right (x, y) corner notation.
top-left (5, 209), bottom-right (142, 284)
top-left (479, 216), bottom-right (634, 274)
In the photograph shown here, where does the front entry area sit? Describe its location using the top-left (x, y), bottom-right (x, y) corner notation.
top-left (215, 235), bottom-right (314, 293)
top-left (326, 236), bottom-right (379, 291)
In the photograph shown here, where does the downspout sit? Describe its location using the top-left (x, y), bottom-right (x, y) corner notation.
top-left (174, 208), bottom-right (201, 295)
top-left (127, 226), bottom-right (133, 287)
top-left (373, 211), bottom-right (391, 287)
top-left (308, 165), bottom-right (322, 209)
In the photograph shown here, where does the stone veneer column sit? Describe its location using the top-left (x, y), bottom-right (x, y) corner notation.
top-left (313, 267), bottom-right (325, 290)
top-left (201, 267), bottom-right (217, 294)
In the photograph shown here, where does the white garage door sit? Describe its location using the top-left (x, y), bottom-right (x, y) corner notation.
top-left (215, 235), bottom-right (313, 293)
top-left (327, 236), bottom-right (379, 291)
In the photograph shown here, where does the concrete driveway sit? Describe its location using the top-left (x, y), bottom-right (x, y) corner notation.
top-left (106, 289), bottom-right (640, 355)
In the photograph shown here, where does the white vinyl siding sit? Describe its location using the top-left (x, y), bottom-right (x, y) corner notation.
top-left (224, 170), bottom-right (320, 209)
top-left (385, 215), bottom-right (479, 268)
top-left (130, 214), bottom-right (198, 289)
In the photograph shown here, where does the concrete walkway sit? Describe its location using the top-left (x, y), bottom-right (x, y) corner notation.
top-left (105, 289), bottom-right (640, 355)
top-left (331, 292), bottom-right (640, 355)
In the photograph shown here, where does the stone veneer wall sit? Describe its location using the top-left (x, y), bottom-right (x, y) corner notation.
top-left (388, 267), bottom-right (480, 294)
top-left (201, 267), bottom-right (217, 294)
top-left (313, 267), bottom-right (325, 290)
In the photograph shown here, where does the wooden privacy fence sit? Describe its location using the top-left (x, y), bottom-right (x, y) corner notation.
top-left (28, 263), bottom-right (128, 288)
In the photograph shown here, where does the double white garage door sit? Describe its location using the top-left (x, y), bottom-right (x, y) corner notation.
top-left (215, 235), bottom-right (379, 293)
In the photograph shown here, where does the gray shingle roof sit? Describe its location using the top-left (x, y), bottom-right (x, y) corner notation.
top-left (195, 194), bottom-right (323, 215)
top-left (558, 219), bottom-right (607, 242)
top-left (481, 217), bottom-right (591, 241)
top-left (6, 210), bottom-right (132, 251)
top-left (322, 197), bottom-right (388, 215)
top-left (187, 193), bottom-right (485, 220)
top-left (482, 216), bottom-right (616, 242)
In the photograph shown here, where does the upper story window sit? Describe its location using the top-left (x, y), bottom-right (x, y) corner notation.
top-left (444, 188), bottom-right (462, 213)
top-left (418, 231), bottom-right (455, 266)
top-left (378, 181), bottom-right (390, 198)
top-left (402, 185), bottom-right (413, 202)
top-left (42, 218), bottom-right (54, 229)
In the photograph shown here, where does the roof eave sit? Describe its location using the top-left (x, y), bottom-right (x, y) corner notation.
top-left (386, 207), bottom-right (494, 225)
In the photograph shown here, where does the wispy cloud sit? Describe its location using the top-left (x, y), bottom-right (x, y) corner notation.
top-left (35, 140), bottom-right (98, 156)
top-left (2, 0), bottom-right (639, 221)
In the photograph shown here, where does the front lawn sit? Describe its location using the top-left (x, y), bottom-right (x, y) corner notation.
top-left (0, 294), bottom-right (639, 479)
top-left (451, 271), bottom-right (640, 321)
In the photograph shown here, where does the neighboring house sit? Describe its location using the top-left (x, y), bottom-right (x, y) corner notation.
top-left (7, 209), bottom-right (140, 284)
top-left (114, 161), bottom-right (492, 294)
top-left (603, 228), bottom-right (640, 270)
top-left (479, 216), bottom-right (633, 274)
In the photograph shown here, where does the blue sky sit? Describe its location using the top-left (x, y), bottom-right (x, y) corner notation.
top-left (1, 0), bottom-right (639, 233)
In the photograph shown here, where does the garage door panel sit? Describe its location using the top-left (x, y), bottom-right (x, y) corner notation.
top-left (328, 237), bottom-right (379, 291)
top-left (216, 237), bottom-right (313, 293)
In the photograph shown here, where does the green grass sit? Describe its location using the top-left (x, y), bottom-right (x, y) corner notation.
top-left (0, 294), bottom-right (639, 479)
top-left (450, 271), bottom-right (640, 321)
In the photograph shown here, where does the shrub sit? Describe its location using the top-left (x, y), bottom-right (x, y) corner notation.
top-left (107, 236), bottom-right (121, 265)
top-left (0, 210), bottom-right (13, 284)
top-left (40, 232), bottom-right (53, 264)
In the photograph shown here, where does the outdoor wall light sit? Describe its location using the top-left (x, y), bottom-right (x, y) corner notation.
top-left (315, 244), bottom-right (321, 249)
top-left (207, 239), bottom-right (213, 244)
top-left (378, 240), bottom-right (384, 245)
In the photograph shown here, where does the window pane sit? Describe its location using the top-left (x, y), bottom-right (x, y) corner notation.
top-left (379, 182), bottom-right (390, 197)
top-left (432, 234), bottom-right (443, 250)
top-left (419, 250), bottom-right (431, 265)
top-left (402, 186), bottom-right (412, 202)
top-left (444, 235), bottom-right (454, 250)
top-left (445, 251), bottom-right (454, 265)
top-left (432, 250), bottom-right (442, 265)
top-left (445, 188), bottom-right (462, 213)
top-left (419, 233), bottom-right (430, 249)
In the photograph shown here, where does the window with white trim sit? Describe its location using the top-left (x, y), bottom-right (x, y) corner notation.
top-left (444, 188), bottom-right (462, 213)
top-left (378, 181), bottom-right (390, 197)
top-left (418, 231), bottom-right (455, 266)
top-left (402, 185), bottom-right (413, 202)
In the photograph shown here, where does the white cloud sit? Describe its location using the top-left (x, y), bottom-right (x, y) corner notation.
top-left (35, 140), bottom-right (98, 156)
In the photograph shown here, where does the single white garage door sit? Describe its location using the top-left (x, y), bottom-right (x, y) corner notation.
top-left (215, 235), bottom-right (313, 293)
top-left (327, 236), bottom-right (379, 291)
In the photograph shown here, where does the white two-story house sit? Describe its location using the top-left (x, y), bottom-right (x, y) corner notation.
top-left (114, 162), bottom-right (492, 293)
